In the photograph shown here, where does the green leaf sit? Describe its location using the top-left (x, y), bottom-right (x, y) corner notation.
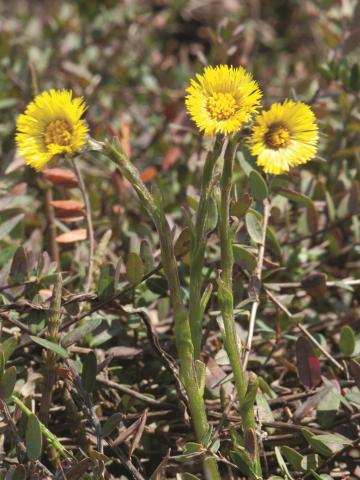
top-left (266, 226), bottom-right (282, 259)
top-left (249, 171), bottom-right (268, 202)
top-left (257, 392), bottom-right (275, 434)
top-left (274, 446), bottom-right (295, 479)
top-left (0, 214), bottom-right (24, 241)
top-left (282, 446), bottom-right (303, 470)
top-left (0, 366), bottom-right (17, 400)
top-left (0, 337), bottom-right (18, 363)
top-left (277, 188), bottom-right (312, 205)
top-left (102, 412), bottom-right (123, 437)
top-left (316, 386), bottom-right (340, 427)
top-left (26, 414), bottom-right (42, 460)
top-left (81, 351), bottom-right (97, 393)
top-left (174, 227), bottom-right (191, 258)
top-left (233, 244), bottom-right (257, 272)
top-left (231, 193), bottom-right (252, 218)
top-left (300, 454), bottom-right (320, 472)
top-left (62, 317), bottom-right (102, 348)
top-left (97, 264), bottom-right (115, 300)
top-left (183, 474), bottom-right (200, 480)
top-left (29, 336), bottom-right (69, 359)
top-left (126, 252), bottom-right (144, 286)
top-left (245, 212), bottom-right (263, 244)
top-left (339, 325), bottom-right (356, 355)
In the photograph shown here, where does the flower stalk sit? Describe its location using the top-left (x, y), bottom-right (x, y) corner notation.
top-left (189, 135), bottom-right (224, 358)
top-left (217, 138), bottom-right (262, 478)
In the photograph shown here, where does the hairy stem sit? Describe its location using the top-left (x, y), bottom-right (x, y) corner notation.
top-left (189, 136), bottom-right (223, 358)
top-left (217, 139), bottom-right (261, 477)
top-left (71, 158), bottom-right (95, 293)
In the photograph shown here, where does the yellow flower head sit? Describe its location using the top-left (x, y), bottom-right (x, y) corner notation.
top-left (185, 65), bottom-right (262, 136)
top-left (16, 89), bottom-right (88, 170)
top-left (249, 100), bottom-right (318, 175)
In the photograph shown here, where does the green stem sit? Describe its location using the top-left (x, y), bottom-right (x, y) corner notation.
top-left (189, 136), bottom-right (223, 358)
top-left (217, 139), bottom-right (261, 478)
top-left (12, 395), bottom-right (72, 459)
top-left (105, 141), bottom-right (221, 480)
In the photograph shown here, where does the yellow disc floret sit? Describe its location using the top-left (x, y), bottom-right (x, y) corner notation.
top-left (44, 119), bottom-right (73, 147)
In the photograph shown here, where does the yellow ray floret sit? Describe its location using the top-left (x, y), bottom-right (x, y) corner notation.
top-left (249, 100), bottom-right (319, 175)
top-left (185, 64), bottom-right (262, 136)
top-left (16, 89), bottom-right (88, 170)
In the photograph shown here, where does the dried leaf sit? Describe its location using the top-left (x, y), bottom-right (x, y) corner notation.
top-left (43, 168), bottom-right (78, 187)
top-left (56, 229), bottom-right (87, 243)
top-left (51, 200), bottom-right (84, 211)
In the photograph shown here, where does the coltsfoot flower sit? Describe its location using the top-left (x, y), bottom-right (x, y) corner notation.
top-left (185, 64), bottom-right (262, 136)
top-left (250, 100), bottom-right (318, 175)
top-left (16, 89), bottom-right (88, 170)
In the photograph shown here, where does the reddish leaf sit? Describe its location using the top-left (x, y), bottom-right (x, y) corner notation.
top-left (162, 146), bottom-right (181, 172)
top-left (140, 166), bottom-right (158, 183)
top-left (56, 229), bottom-right (87, 244)
top-left (296, 336), bottom-right (321, 388)
top-left (43, 168), bottom-right (78, 187)
top-left (51, 200), bottom-right (84, 211)
top-left (55, 211), bottom-right (85, 223)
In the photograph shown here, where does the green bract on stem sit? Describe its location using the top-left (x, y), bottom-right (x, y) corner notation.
top-left (104, 140), bottom-right (221, 480)
top-left (217, 137), bottom-right (262, 478)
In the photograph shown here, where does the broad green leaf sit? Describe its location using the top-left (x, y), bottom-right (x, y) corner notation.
top-left (300, 454), bottom-right (320, 471)
top-left (257, 393), bottom-right (275, 434)
top-left (282, 446), bottom-right (303, 470)
top-left (275, 446), bottom-right (295, 480)
top-left (126, 252), bottom-right (144, 286)
top-left (81, 351), bottom-right (97, 393)
top-left (316, 386), bottom-right (340, 427)
top-left (26, 414), bottom-right (42, 460)
top-left (30, 336), bottom-right (69, 359)
top-left (339, 325), bottom-right (356, 355)
top-left (174, 227), bottom-right (191, 258)
top-left (277, 188), bottom-right (312, 205)
top-left (0, 366), bottom-right (17, 400)
top-left (233, 244), bottom-right (257, 272)
top-left (0, 214), bottom-right (24, 241)
top-left (0, 337), bottom-right (18, 363)
top-left (62, 317), bottom-right (102, 348)
top-left (97, 264), bottom-right (115, 300)
top-left (249, 170), bottom-right (268, 202)
top-left (245, 212), bottom-right (263, 244)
